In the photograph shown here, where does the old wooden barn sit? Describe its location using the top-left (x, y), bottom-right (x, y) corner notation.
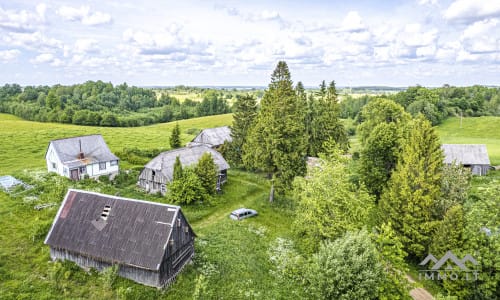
top-left (44, 189), bottom-right (195, 288)
top-left (442, 144), bottom-right (491, 175)
top-left (138, 145), bottom-right (230, 195)
top-left (188, 126), bottom-right (232, 149)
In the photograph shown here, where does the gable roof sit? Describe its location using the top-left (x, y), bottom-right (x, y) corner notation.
top-left (47, 135), bottom-right (118, 168)
top-left (189, 126), bottom-right (232, 147)
top-left (45, 189), bottom-right (190, 271)
top-left (441, 144), bottom-right (490, 165)
top-left (144, 145), bottom-right (230, 182)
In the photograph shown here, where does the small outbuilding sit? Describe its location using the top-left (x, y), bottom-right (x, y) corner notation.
top-left (441, 144), bottom-right (491, 175)
top-left (45, 189), bottom-right (195, 288)
top-left (188, 126), bottom-right (232, 149)
top-left (45, 135), bottom-right (119, 180)
top-left (139, 145), bottom-right (230, 195)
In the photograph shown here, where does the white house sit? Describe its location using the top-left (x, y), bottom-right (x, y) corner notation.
top-left (45, 135), bottom-right (119, 180)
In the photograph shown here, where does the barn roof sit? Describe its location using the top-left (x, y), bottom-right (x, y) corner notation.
top-left (189, 126), bottom-right (232, 147)
top-left (143, 145), bottom-right (230, 182)
top-left (47, 135), bottom-right (118, 168)
top-left (45, 189), bottom-right (190, 271)
top-left (441, 144), bottom-right (490, 165)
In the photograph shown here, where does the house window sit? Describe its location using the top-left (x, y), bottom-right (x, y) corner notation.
top-left (79, 166), bottom-right (87, 174)
top-left (110, 160), bottom-right (118, 166)
top-left (63, 168), bottom-right (68, 176)
top-left (51, 162), bottom-right (56, 169)
top-left (99, 162), bottom-right (107, 170)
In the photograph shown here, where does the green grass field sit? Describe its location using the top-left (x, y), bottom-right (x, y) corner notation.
top-left (0, 113), bottom-right (232, 175)
top-left (436, 116), bottom-right (500, 165)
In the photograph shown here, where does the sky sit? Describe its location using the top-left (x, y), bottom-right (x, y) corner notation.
top-left (0, 0), bottom-right (499, 87)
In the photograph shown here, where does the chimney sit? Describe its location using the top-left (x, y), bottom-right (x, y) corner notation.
top-left (78, 139), bottom-right (84, 159)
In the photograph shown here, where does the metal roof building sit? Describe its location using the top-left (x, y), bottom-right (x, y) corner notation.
top-left (45, 189), bottom-right (195, 288)
top-left (441, 144), bottom-right (491, 175)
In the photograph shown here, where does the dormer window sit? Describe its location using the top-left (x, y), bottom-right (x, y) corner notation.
top-left (101, 205), bottom-right (111, 221)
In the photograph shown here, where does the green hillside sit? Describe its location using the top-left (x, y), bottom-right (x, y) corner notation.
top-left (0, 113), bottom-right (233, 175)
top-left (436, 116), bottom-right (500, 165)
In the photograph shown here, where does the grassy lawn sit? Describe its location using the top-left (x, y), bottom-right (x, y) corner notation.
top-left (436, 116), bottom-right (500, 165)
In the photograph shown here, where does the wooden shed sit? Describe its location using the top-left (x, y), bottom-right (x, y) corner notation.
top-left (44, 189), bottom-right (195, 288)
top-left (441, 144), bottom-right (491, 175)
top-left (139, 145), bottom-right (230, 195)
top-left (188, 126), bottom-right (232, 149)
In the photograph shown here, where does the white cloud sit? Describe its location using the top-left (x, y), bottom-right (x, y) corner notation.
top-left (3, 31), bottom-right (63, 50)
top-left (460, 19), bottom-right (500, 54)
top-left (402, 23), bottom-right (437, 47)
top-left (340, 11), bottom-right (365, 32)
top-left (57, 5), bottom-right (112, 26)
top-left (0, 49), bottom-right (20, 62)
top-left (74, 38), bottom-right (99, 54)
top-left (444, 0), bottom-right (500, 22)
top-left (462, 18), bottom-right (499, 39)
top-left (0, 6), bottom-right (45, 33)
top-left (418, 0), bottom-right (438, 5)
top-left (36, 3), bottom-right (47, 21)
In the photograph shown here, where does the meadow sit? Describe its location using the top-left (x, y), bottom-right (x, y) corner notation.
top-left (436, 116), bottom-right (500, 165)
top-left (1, 113), bottom-right (499, 299)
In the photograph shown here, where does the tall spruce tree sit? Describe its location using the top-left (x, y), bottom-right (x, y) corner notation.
top-left (358, 99), bottom-right (410, 198)
top-left (169, 123), bottom-right (181, 149)
top-left (379, 115), bottom-right (444, 258)
top-left (228, 94), bottom-right (257, 165)
top-left (173, 156), bottom-right (183, 180)
top-left (243, 61), bottom-right (307, 201)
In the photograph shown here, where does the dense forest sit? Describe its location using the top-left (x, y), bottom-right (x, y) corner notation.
top-left (0, 81), bottom-right (231, 127)
top-left (340, 85), bottom-right (500, 125)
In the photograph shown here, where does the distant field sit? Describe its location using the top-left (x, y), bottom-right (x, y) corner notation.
top-left (436, 116), bottom-right (500, 165)
top-left (0, 113), bottom-right (233, 175)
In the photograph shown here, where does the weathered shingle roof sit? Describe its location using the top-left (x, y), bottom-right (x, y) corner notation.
top-left (189, 126), bottom-right (232, 147)
top-left (442, 144), bottom-right (490, 165)
top-left (47, 135), bottom-right (118, 167)
top-left (45, 189), bottom-right (187, 270)
top-left (144, 145), bottom-right (230, 182)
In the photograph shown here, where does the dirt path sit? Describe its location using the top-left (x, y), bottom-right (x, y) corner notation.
top-left (407, 275), bottom-right (434, 300)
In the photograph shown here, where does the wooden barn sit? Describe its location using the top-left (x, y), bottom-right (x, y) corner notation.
top-left (138, 145), bottom-right (230, 195)
top-left (188, 126), bottom-right (232, 149)
top-left (45, 135), bottom-right (119, 180)
top-left (442, 144), bottom-right (491, 175)
top-left (44, 189), bottom-right (195, 288)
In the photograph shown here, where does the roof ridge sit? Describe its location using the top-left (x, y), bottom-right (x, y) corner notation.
top-left (50, 134), bottom-right (103, 142)
top-left (66, 189), bottom-right (180, 209)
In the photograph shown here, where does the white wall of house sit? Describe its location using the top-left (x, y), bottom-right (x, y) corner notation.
top-left (46, 143), bottom-right (65, 176)
top-left (86, 161), bottom-right (119, 178)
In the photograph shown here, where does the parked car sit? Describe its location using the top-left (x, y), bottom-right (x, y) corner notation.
top-left (230, 208), bottom-right (258, 220)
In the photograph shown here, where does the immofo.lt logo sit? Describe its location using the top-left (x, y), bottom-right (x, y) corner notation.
top-left (419, 250), bottom-right (479, 281)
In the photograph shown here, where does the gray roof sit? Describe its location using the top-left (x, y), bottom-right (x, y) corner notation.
top-left (442, 144), bottom-right (490, 165)
top-left (47, 135), bottom-right (118, 168)
top-left (189, 126), bottom-right (232, 147)
top-left (45, 189), bottom-right (189, 270)
top-left (144, 145), bottom-right (230, 182)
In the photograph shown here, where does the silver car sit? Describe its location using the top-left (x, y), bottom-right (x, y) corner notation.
top-left (230, 208), bottom-right (258, 220)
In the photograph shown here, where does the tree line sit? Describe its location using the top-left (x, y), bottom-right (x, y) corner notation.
top-left (0, 81), bottom-right (231, 127)
top-left (340, 85), bottom-right (500, 125)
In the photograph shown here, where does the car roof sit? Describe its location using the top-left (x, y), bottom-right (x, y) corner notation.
top-left (232, 208), bottom-right (250, 214)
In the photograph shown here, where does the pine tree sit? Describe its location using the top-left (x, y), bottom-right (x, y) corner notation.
top-left (243, 61), bottom-right (307, 201)
top-left (430, 204), bottom-right (464, 257)
top-left (169, 123), bottom-right (181, 149)
top-left (228, 94), bottom-right (257, 165)
top-left (173, 156), bottom-right (183, 180)
top-left (194, 152), bottom-right (218, 195)
top-left (379, 115), bottom-right (444, 258)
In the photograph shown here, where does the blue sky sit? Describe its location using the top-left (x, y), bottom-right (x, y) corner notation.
top-left (0, 0), bottom-right (499, 87)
